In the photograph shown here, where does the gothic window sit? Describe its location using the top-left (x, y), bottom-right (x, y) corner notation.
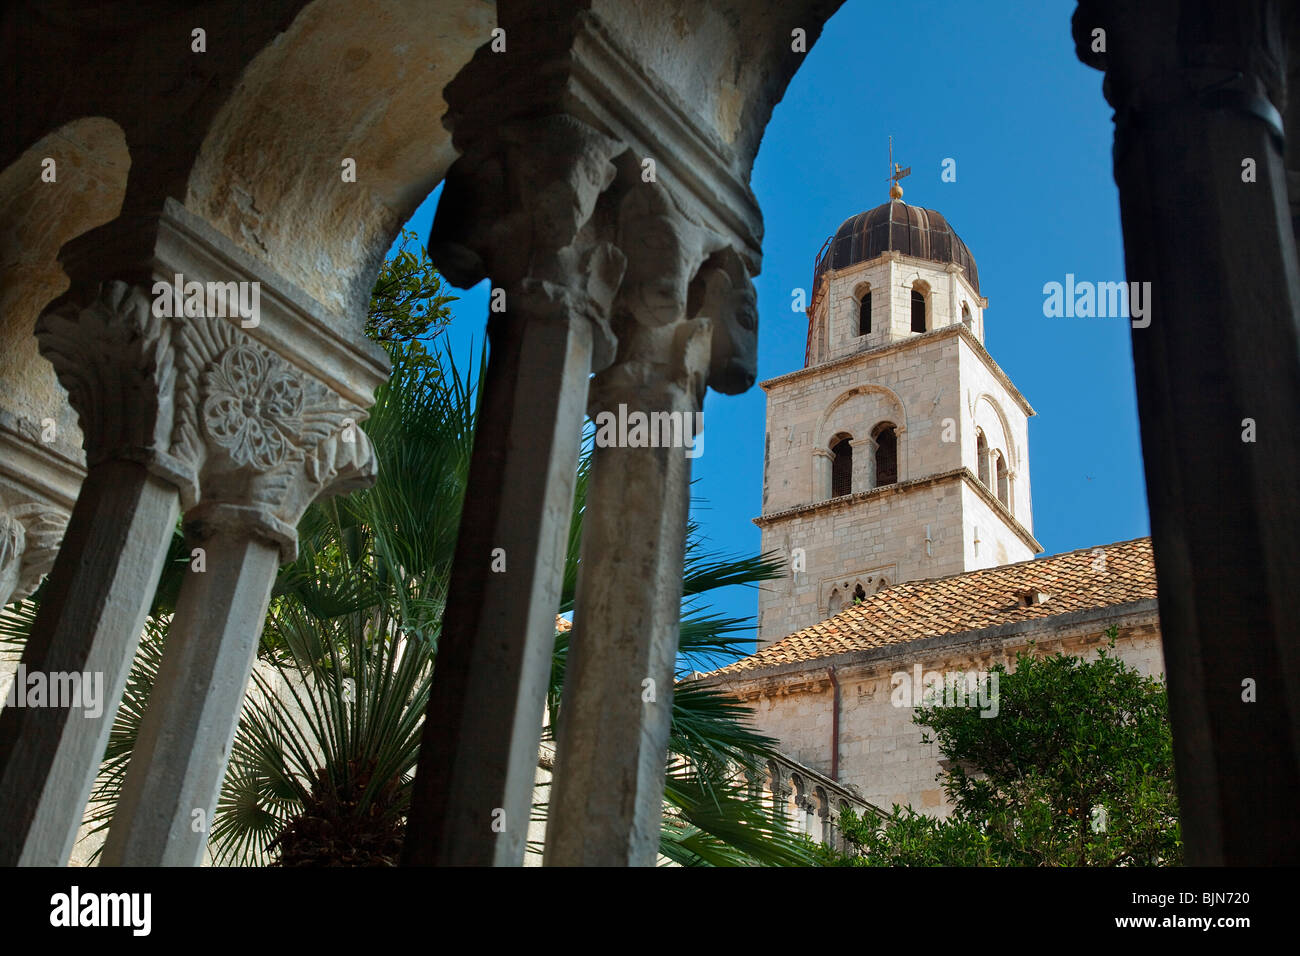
top-left (830, 435), bottom-right (853, 497)
top-left (827, 589), bottom-right (842, 615)
top-left (962, 302), bottom-right (973, 329)
top-left (995, 450), bottom-right (1010, 506)
top-left (872, 423), bottom-right (898, 486)
top-left (976, 429), bottom-right (989, 485)
top-left (911, 288), bottom-right (926, 333)
top-left (852, 583), bottom-right (866, 604)
top-left (858, 290), bottom-right (872, 336)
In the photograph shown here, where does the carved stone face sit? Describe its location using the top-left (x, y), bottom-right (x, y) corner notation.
top-left (693, 253), bottom-right (758, 395)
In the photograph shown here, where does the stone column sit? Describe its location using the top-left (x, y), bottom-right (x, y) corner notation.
top-left (1074, 0), bottom-right (1300, 863)
top-left (101, 302), bottom-right (379, 866)
top-left (813, 447), bottom-right (834, 501)
top-left (544, 191), bottom-right (757, 866)
top-left (403, 114), bottom-right (628, 867)
top-left (770, 781), bottom-right (791, 828)
top-left (851, 436), bottom-right (877, 492)
top-left (0, 280), bottom-right (188, 866)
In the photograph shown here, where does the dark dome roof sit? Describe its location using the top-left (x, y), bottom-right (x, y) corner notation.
top-left (814, 200), bottom-right (979, 293)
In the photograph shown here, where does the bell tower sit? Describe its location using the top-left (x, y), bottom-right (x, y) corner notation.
top-left (756, 179), bottom-right (1041, 645)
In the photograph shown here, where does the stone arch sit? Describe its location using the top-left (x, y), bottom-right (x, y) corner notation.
top-left (763, 759), bottom-right (782, 820)
top-left (814, 384), bottom-right (908, 495)
top-left (972, 392), bottom-right (1017, 479)
top-left (0, 116), bottom-right (131, 461)
top-left (813, 786), bottom-right (830, 843)
top-left (817, 384), bottom-right (907, 452)
top-left (788, 771), bottom-right (806, 830)
top-left (183, 0), bottom-right (493, 319)
top-left (825, 569), bottom-right (891, 617)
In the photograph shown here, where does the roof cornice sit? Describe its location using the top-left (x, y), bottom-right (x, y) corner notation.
top-left (754, 466), bottom-right (1043, 555)
top-left (762, 323), bottom-right (1035, 418)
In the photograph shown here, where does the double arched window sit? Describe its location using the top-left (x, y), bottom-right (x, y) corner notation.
top-left (976, 429), bottom-right (1010, 507)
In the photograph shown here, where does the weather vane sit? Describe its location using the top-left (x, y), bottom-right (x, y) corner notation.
top-left (888, 135), bottom-right (910, 200)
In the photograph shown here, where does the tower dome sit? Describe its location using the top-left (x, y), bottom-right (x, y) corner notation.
top-left (813, 200), bottom-right (979, 293)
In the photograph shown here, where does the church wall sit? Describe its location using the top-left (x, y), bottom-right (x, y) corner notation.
top-left (758, 475), bottom-right (969, 643)
top-left (961, 483), bottom-right (1037, 570)
top-left (733, 614), bottom-right (1165, 818)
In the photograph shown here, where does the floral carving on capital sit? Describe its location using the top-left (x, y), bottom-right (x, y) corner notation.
top-left (200, 343), bottom-right (309, 471)
top-left (178, 323), bottom-right (376, 556)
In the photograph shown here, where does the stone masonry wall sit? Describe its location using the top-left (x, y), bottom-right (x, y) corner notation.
top-left (733, 616), bottom-right (1164, 817)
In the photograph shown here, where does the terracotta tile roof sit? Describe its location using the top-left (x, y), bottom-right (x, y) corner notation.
top-left (708, 537), bottom-right (1157, 678)
top-left (556, 615), bottom-right (572, 633)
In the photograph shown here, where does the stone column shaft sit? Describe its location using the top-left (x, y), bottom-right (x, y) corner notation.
top-left (813, 447), bottom-right (833, 501)
top-left (544, 374), bottom-right (699, 866)
top-left (100, 532), bottom-right (280, 866)
top-left (850, 436), bottom-right (876, 493)
top-left (543, 184), bottom-right (756, 865)
top-left (1075, 0), bottom-right (1300, 863)
top-left (0, 460), bottom-right (179, 865)
top-left (405, 309), bottom-right (595, 866)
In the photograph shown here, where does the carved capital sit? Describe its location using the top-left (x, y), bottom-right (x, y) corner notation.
top-left (431, 114), bottom-right (629, 369)
top-left (1071, 1), bottom-right (1286, 133)
top-left (36, 280), bottom-right (376, 563)
top-left (176, 320), bottom-right (375, 561)
top-left (35, 281), bottom-right (194, 497)
top-left (0, 501), bottom-right (68, 605)
top-left (612, 189), bottom-right (758, 396)
top-left (614, 186), bottom-right (724, 329)
top-left (588, 314), bottom-right (714, 421)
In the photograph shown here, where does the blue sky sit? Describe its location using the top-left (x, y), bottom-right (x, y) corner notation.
top-left (397, 0), bottom-right (1149, 650)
